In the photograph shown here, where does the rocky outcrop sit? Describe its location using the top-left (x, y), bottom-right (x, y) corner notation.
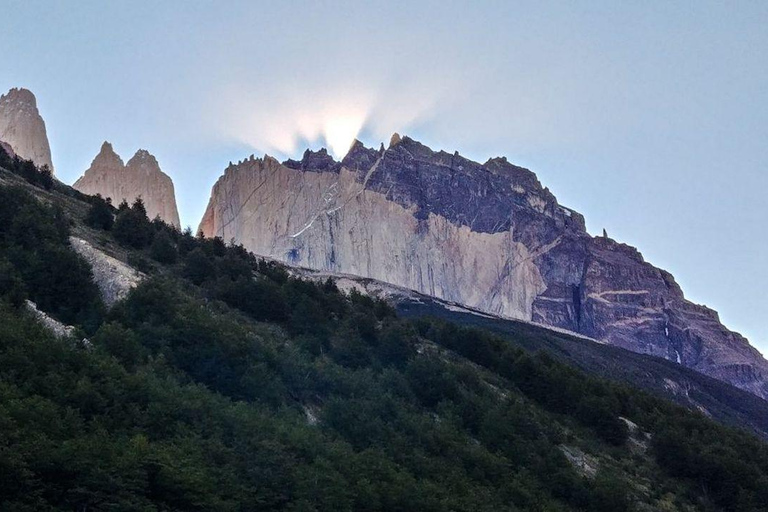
top-left (0, 140), bottom-right (16, 159)
top-left (0, 88), bottom-right (54, 172)
top-left (73, 142), bottom-right (181, 228)
top-left (199, 136), bottom-right (768, 400)
top-left (25, 300), bottom-right (76, 338)
top-left (69, 237), bottom-right (144, 306)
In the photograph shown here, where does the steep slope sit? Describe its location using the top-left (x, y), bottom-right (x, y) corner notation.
top-left (5, 154), bottom-right (768, 511)
top-left (74, 141), bottom-right (181, 228)
top-left (0, 87), bottom-right (54, 172)
top-left (199, 136), bottom-right (768, 400)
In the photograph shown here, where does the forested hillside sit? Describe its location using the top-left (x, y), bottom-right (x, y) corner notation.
top-left (2, 149), bottom-right (768, 511)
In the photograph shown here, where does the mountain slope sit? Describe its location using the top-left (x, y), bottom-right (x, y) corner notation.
top-left (3, 149), bottom-right (768, 510)
top-left (198, 137), bottom-right (768, 400)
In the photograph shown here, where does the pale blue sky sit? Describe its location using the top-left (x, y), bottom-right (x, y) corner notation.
top-left (1, 0), bottom-right (766, 350)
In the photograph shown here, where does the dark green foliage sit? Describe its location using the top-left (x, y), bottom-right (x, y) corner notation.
top-left (3, 174), bottom-right (768, 511)
top-left (149, 229), bottom-right (178, 264)
top-left (127, 252), bottom-right (154, 273)
top-left (113, 198), bottom-right (153, 248)
top-left (183, 247), bottom-right (216, 284)
top-left (0, 186), bottom-right (103, 329)
top-left (0, 144), bottom-right (53, 189)
top-left (0, 257), bottom-right (26, 307)
top-left (652, 417), bottom-right (768, 511)
top-left (209, 275), bottom-right (289, 322)
top-left (84, 194), bottom-right (115, 230)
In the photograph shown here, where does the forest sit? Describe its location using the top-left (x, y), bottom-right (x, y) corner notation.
top-left (1, 150), bottom-right (768, 511)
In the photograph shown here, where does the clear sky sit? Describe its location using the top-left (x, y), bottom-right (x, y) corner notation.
top-left (1, 0), bottom-right (766, 351)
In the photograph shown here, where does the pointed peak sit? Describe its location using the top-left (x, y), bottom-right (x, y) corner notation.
top-left (99, 141), bottom-right (116, 154)
top-left (89, 140), bottom-right (124, 169)
top-left (348, 138), bottom-right (366, 152)
top-left (127, 148), bottom-right (160, 169)
top-left (389, 132), bottom-right (402, 148)
top-left (341, 139), bottom-right (381, 171)
top-left (284, 147), bottom-right (339, 172)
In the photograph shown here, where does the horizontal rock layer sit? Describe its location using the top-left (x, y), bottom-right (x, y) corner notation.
top-left (199, 136), bottom-right (768, 400)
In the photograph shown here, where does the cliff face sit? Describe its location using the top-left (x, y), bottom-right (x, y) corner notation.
top-left (199, 136), bottom-right (768, 400)
top-left (74, 142), bottom-right (181, 228)
top-left (0, 88), bottom-right (54, 172)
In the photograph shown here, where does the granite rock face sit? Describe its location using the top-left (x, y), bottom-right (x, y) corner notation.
top-left (74, 142), bottom-right (181, 228)
top-left (199, 136), bottom-right (768, 400)
top-left (0, 88), bottom-right (54, 172)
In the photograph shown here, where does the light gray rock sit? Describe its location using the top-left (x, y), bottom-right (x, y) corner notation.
top-left (74, 142), bottom-right (181, 228)
top-left (69, 237), bottom-right (144, 306)
top-left (25, 300), bottom-right (75, 338)
top-left (198, 137), bottom-right (768, 400)
top-left (0, 88), bottom-right (54, 172)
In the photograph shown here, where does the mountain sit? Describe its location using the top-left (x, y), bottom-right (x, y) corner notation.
top-left (199, 135), bottom-right (768, 400)
top-left (74, 141), bottom-right (181, 228)
top-left (0, 87), bottom-right (54, 172)
top-left (5, 149), bottom-right (768, 511)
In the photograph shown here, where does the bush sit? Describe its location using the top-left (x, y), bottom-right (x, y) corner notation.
top-left (183, 248), bottom-right (216, 285)
top-left (84, 195), bottom-right (115, 230)
top-left (210, 276), bottom-right (289, 322)
top-left (113, 199), bottom-right (152, 248)
top-left (150, 230), bottom-right (178, 264)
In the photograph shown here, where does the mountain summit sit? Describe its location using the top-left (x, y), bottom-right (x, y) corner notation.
top-left (74, 142), bottom-right (181, 228)
top-left (199, 136), bottom-right (768, 400)
top-left (0, 87), bottom-right (54, 172)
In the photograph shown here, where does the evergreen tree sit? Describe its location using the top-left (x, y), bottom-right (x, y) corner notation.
top-left (84, 194), bottom-right (115, 230)
top-left (113, 200), bottom-right (152, 248)
top-left (182, 248), bottom-right (216, 284)
top-left (150, 230), bottom-right (178, 264)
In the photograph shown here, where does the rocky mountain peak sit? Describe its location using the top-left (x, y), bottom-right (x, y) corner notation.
top-left (74, 144), bottom-right (180, 228)
top-left (2, 87), bottom-right (37, 108)
top-left (283, 147), bottom-right (340, 172)
top-left (92, 141), bottom-right (124, 168)
top-left (389, 132), bottom-right (402, 147)
top-left (127, 149), bottom-right (161, 173)
top-left (0, 87), bottom-right (54, 172)
top-left (199, 136), bottom-right (768, 400)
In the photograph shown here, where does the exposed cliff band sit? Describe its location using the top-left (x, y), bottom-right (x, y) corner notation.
top-left (0, 88), bottom-right (54, 173)
top-left (199, 136), bottom-right (768, 400)
top-left (74, 142), bottom-right (181, 228)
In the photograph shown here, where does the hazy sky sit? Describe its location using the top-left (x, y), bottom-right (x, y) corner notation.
top-left (2, 0), bottom-right (766, 350)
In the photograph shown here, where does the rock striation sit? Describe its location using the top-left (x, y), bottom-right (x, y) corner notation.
top-left (74, 142), bottom-right (181, 228)
top-left (199, 136), bottom-right (768, 400)
top-left (0, 88), bottom-right (54, 172)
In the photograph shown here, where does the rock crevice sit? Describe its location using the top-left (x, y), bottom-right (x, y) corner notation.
top-left (199, 137), bottom-right (768, 400)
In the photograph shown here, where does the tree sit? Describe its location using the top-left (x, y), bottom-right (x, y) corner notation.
top-left (0, 258), bottom-right (26, 307)
top-left (85, 195), bottom-right (115, 230)
top-left (113, 200), bottom-right (152, 248)
top-left (38, 165), bottom-right (54, 189)
top-left (183, 248), bottom-right (216, 285)
top-left (150, 230), bottom-right (178, 264)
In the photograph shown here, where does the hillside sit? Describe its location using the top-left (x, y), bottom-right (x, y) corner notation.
top-left (2, 149), bottom-right (768, 511)
top-left (198, 138), bottom-right (768, 400)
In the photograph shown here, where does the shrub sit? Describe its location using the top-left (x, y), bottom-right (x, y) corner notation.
top-left (84, 195), bottom-right (115, 230)
top-left (150, 230), bottom-right (178, 264)
top-left (113, 199), bottom-right (152, 248)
